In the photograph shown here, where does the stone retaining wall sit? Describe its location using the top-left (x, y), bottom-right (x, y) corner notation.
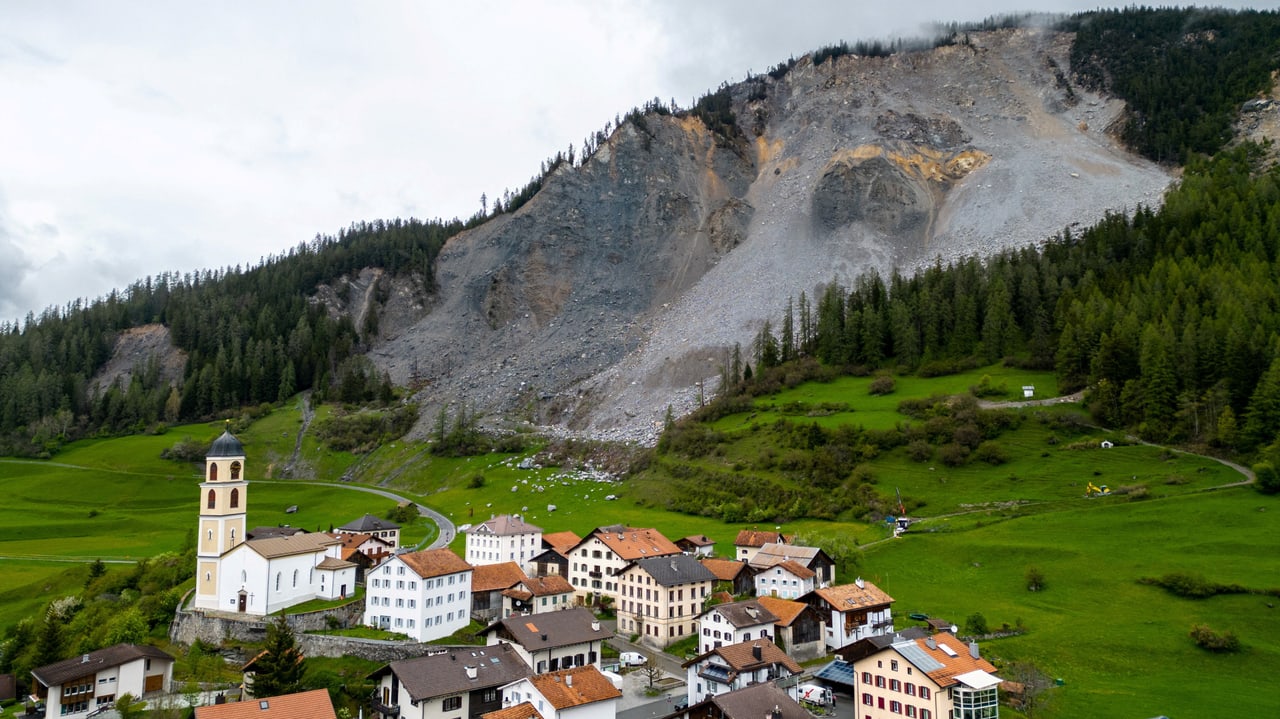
top-left (169, 600), bottom-right (461, 662)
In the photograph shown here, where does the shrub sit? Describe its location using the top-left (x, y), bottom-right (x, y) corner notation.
top-left (1026, 566), bottom-right (1046, 591)
top-left (1254, 462), bottom-right (1280, 495)
top-left (160, 436), bottom-right (209, 463)
top-left (869, 374), bottom-right (896, 395)
top-left (964, 612), bottom-right (990, 635)
top-left (1190, 624), bottom-right (1241, 652)
top-left (938, 442), bottom-right (970, 467)
top-left (906, 440), bottom-right (933, 463)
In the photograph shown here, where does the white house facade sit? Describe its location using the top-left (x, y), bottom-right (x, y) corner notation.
top-left (364, 548), bottom-right (474, 641)
top-left (465, 514), bottom-right (543, 572)
top-left (754, 560), bottom-right (816, 600)
top-left (31, 644), bottom-right (174, 718)
top-left (498, 666), bottom-right (621, 719)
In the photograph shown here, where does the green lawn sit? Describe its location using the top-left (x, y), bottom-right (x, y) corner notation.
top-left (861, 488), bottom-right (1279, 718)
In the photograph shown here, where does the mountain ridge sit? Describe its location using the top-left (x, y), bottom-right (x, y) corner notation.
top-left (362, 27), bottom-right (1171, 444)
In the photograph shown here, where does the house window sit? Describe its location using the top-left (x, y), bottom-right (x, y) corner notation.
top-left (230, 488), bottom-right (239, 508)
top-left (442, 697), bottom-right (462, 711)
top-left (397, 598), bottom-right (404, 608)
top-left (409, 599), bottom-right (416, 608)
top-left (876, 676), bottom-right (886, 688)
top-left (891, 660), bottom-right (899, 671)
top-left (918, 688), bottom-right (930, 700)
top-left (862, 672), bottom-right (872, 683)
top-left (207, 489), bottom-right (216, 509)
top-left (891, 679), bottom-right (901, 692)
top-left (862, 694), bottom-right (872, 706)
top-left (920, 710), bottom-right (931, 719)
top-left (241, 570), bottom-right (247, 583)
top-left (905, 683), bottom-right (915, 696)
top-left (275, 572), bottom-right (281, 590)
top-left (230, 529), bottom-right (236, 543)
top-left (483, 689), bottom-right (498, 703)
top-left (890, 701), bottom-right (902, 714)
top-left (398, 566), bottom-right (405, 575)
top-left (906, 707), bottom-right (916, 718)
top-left (292, 569), bottom-right (298, 587)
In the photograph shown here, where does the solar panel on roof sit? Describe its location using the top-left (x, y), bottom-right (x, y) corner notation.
top-left (895, 643), bottom-right (945, 672)
top-left (814, 660), bottom-right (857, 686)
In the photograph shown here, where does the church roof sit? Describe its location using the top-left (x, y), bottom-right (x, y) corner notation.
top-left (207, 429), bottom-right (245, 458)
top-left (247, 533), bottom-right (341, 559)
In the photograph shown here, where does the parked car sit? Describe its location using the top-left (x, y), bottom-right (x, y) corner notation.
top-left (619, 651), bottom-right (647, 666)
top-left (673, 696), bottom-right (690, 711)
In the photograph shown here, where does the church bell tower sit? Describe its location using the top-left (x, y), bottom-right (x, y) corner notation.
top-left (194, 424), bottom-right (248, 610)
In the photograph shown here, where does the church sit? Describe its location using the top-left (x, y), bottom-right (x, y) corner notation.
top-left (193, 428), bottom-right (356, 616)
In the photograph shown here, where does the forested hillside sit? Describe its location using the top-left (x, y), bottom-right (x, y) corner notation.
top-left (742, 145), bottom-right (1280, 452)
top-left (1, 7), bottom-right (1278, 458)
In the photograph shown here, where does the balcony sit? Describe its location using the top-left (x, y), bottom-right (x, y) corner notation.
top-left (370, 692), bottom-right (399, 717)
top-left (588, 570), bottom-right (603, 578)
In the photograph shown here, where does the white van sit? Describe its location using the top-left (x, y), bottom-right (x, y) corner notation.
top-left (619, 651), bottom-right (647, 666)
top-left (797, 684), bottom-right (834, 706)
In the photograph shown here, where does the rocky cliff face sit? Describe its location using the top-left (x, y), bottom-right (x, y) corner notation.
top-left (368, 28), bottom-right (1173, 444)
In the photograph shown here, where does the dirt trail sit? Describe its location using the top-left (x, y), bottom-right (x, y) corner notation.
top-left (283, 391), bottom-right (315, 477)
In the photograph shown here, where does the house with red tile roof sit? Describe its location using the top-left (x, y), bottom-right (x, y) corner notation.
top-left (732, 530), bottom-right (791, 563)
top-left (195, 688), bottom-right (336, 719)
top-left (699, 557), bottom-right (755, 596)
top-left (755, 596), bottom-right (826, 661)
top-left (847, 632), bottom-right (1001, 719)
top-left (471, 562), bottom-right (530, 622)
top-left (754, 559), bottom-right (817, 600)
top-left (805, 578), bottom-right (895, 650)
top-left (502, 575), bottom-right (575, 618)
top-left (363, 548), bottom-right (474, 642)
top-left (565, 525), bottom-right (681, 605)
top-left (497, 665), bottom-right (621, 719)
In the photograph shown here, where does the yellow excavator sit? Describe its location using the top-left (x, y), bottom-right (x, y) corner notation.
top-left (1086, 482), bottom-right (1111, 496)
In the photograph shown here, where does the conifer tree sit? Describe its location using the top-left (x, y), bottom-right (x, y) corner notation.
top-left (250, 615), bottom-right (306, 698)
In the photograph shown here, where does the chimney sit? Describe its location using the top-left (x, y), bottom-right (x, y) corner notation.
top-left (591, 620), bottom-right (601, 632)
top-left (752, 644), bottom-right (762, 661)
top-left (81, 654), bottom-right (90, 664)
top-left (969, 642), bottom-right (980, 659)
top-left (855, 577), bottom-right (865, 589)
top-left (465, 666), bottom-right (478, 680)
top-left (925, 637), bottom-right (937, 650)
top-left (566, 674), bottom-right (573, 687)
top-left (541, 633), bottom-right (548, 641)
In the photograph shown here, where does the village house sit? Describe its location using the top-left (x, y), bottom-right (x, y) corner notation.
top-left (530, 531), bottom-right (581, 578)
top-left (732, 530), bottom-right (790, 563)
top-left (682, 639), bottom-right (802, 706)
top-left (502, 575), bottom-right (575, 618)
top-left (565, 525), bottom-right (681, 605)
top-left (805, 578), bottom-right (895, 650)
top-left (466, 514), bottom-right (544, 573)
top-left (330, 531), bottom-right (395, 565)
top-left (193, 430), bottom-right (356, 615)
top-left (479, 607), bottom-right (613, 673)
top-left (747, 543), bottom-right (835, 587)
top-left (696, 600), bottom-right (779, 654)
top-left (494, 665), bottom-right (621, 719)
top-left (471, 562), bottom-right (530, 623)
top-left (364, 548), bottom-right (473, 642)
top-left (195, 688), bottom-right (337, 719)
top-left (337, 513), bottom-right (402, 549)
top-left (698, 558), bottom-right (754, 597)
top-left (30, 644), bottom-right (174, 718)
top-left (682, 682), bottom-right (810, 719)
top-left (616, 554), bottom-right (716, 647)
top-left (755, 596), bottom-right (826, 662)
top-left (676, 535), bottom-right (716, 556)
top-left (845, 632), bottom-right (1002, 719)
top-left (753, 560), bottom-right (816, 600)
top-left (369, 643), bottom-right (531, 719)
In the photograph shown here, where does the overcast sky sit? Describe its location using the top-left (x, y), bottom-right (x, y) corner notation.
top-left (0, 1), bottom-right (1272, 322)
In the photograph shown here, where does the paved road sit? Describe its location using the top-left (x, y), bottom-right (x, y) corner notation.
top-left (262, 480), bottom-right (456, 549)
